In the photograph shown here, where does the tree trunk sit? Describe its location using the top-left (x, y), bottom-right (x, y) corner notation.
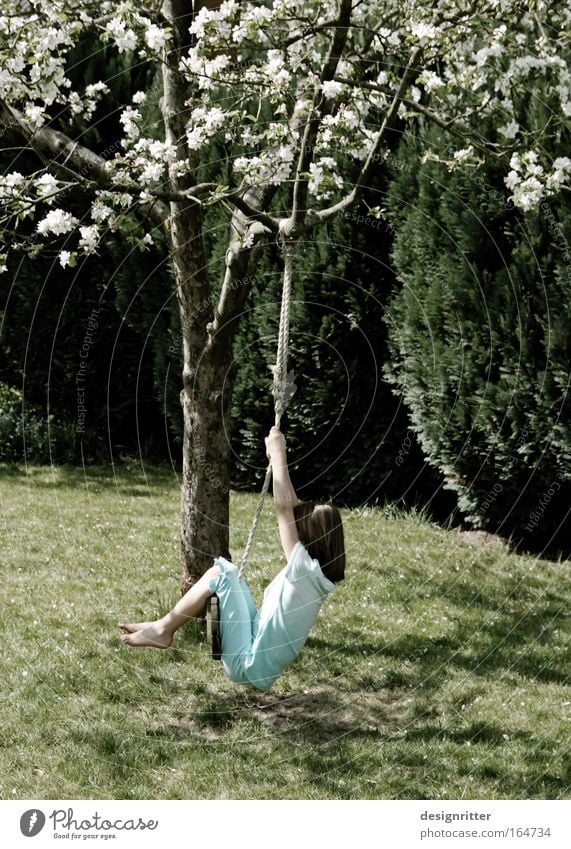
top-left (161, 1), bottom-right (226, 591)
top-left (179, 336), bottom-right (237, 592)
top-left (163, 0), bottom-right (273, 592)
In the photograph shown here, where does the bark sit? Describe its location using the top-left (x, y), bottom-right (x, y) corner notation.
top-left (163, 1), bottom-right (273, 592)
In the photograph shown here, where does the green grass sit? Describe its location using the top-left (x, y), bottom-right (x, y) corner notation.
top-left (0, 464), bottom-right (569, 800)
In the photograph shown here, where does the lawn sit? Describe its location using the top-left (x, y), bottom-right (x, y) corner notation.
top-left (0, 464), bottom-right (569, 800)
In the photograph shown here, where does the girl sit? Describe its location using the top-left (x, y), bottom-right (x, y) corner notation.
top-left (119, 426), bottom-right (345, 692)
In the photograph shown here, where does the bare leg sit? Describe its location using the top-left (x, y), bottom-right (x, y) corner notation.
top-left (120, 564), bottom-right (220, 648)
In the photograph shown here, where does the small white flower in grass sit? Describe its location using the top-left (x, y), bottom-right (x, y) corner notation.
top-left (142, 233), bottom-right (153, 246)
top-left (22, 670), bottom-right (28, 677)
top-left (59, 250), bottom-right (71, 268)
top-left (37, 208), bottom-right (78, 236)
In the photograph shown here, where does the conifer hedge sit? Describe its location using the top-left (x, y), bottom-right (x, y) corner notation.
top-left (384, 118), bottom-right (571, 552)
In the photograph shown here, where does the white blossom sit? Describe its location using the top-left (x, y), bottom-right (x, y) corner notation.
top-left (120, 106), bottom-right (142, 140)
top-left (417, 70), bottom-right (443, 93)
top-left (498, 120), bottom-right (519, 139)
top-left (409, 22), bottom-right (440, 41)
top-left (308, 156), bottom-right (344, 199)
top-left (91, 203), bottom-right (114, 224)
top-left (37, 209), bottom-right (78, 236)
top-left (321, 80), bottom-right (343, 99)
top-left (0, 0), bottom-right (568, 261)
top-left (505, 170), bottom-right (520, 191)
top-left (511, 176), bottom-right (544, 211)
top-left (85, 81), bottom-right (109, 98)
top-left (79, 225), bottom-right (99, 252)
top-left (59, 250), bottom-right (71, 267)
top-left (145, 24), bottom-right (171, 52)
top-left (24, 104), bottom-right (45, 128)
top-left (546, 157), bottom-right (571, 190)
top-left (186, 106), bottom-right (226, 150)
top-left (35, 173), bottom-right (59, 204)
top-left (105, 18), bottom-right (137, 53)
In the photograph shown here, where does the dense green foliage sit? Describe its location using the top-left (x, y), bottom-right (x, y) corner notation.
top-left (384, 116), bottom-right (571, 551)
top-left (0, 241), bottom-right (176, 463)
top-left (229, 207), bottom-right (444, 508)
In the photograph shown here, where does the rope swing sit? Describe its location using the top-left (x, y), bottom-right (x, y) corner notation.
top-left (207, 238), bottom-right (296, 659)
top-left (237, 238), bottom-right (296, 579)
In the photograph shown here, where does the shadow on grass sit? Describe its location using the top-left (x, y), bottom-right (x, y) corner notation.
top-left (310, 586), bottom-right (568, 687)
top-left (167, 684), bottom-right (410, 744)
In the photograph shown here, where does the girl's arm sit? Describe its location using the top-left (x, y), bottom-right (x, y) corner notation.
top-left (265, 426), bottom-right (301, 559)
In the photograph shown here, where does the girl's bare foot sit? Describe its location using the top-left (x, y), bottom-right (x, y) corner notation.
top-left (119, 621), bottom-right (155, 634)
top-left (121, 622), bottom-right (173, 649)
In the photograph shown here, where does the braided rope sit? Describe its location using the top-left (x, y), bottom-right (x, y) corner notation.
top-left (238, 241), bottom-right (295, 578)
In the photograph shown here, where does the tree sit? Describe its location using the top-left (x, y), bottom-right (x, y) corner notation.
top-left (1, 0), bottom-right (570, 588)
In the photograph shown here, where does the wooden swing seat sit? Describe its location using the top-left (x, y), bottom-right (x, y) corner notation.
top-left (206, 595), bottom-right (222, 661)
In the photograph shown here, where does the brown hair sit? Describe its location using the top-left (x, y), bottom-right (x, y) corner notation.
top-left (293, 502), bottom-right (346, 583)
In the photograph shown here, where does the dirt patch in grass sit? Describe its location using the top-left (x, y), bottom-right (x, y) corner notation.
top-left (455, 529), bottom-right (508, 550)
top-left (249, 687), bottom-right (415, 741)
top-left (141, 685), bottom-right (415, 745)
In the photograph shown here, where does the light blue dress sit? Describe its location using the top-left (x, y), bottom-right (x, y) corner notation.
top-left (208, 541), bottom-right (337, 691)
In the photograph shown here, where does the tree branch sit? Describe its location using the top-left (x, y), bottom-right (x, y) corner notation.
top-left (224, 191), bottom-right (280, 233)
top-left (289, 0), bottom-right (353, 232)
top-left (313, 45), bottom-right (425, 224)
top-left (207, 182), bottom-right (279, 352)
top-left (0, 101), bottom-right (171, 236)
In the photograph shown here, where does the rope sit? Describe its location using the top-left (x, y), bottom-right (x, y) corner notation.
top-left (238, 240), bottom-right (295, 578)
